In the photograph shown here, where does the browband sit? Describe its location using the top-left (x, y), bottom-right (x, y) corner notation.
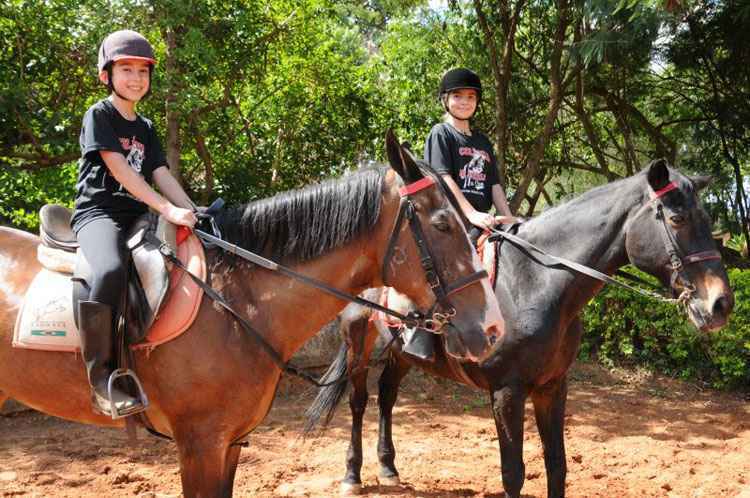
top-left (399, 176), bottom-right (435, 197)
top-left (651, 182), bottom-right (678, 199)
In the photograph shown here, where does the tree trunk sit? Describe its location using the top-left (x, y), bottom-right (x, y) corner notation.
top-left (510, 0), bottom-right (571, 213)
top-left (194, 133), bottom-right (214, 203)
top-left (473, 0), bottom-right (526, 189)
top-left (163, 27), bottom-right (182, 184)
top-left (571, 34), bottom-right (615, 181)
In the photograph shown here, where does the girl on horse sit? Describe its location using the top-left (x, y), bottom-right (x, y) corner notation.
top-left (71, 30), bottom-right (197, 416)
top-left (424, 68), bottom-right (518, 231)
top-left (404, 68), bottom-right (519, 361)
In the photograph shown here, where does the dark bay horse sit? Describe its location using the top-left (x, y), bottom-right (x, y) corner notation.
top-left (306, 159), bottom-right (735, 497)
top-left (0, 132), bottom-right (504, 498)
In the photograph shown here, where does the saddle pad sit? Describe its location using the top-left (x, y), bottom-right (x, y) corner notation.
top-left (13, 269), bottom-right (81, 352)
top-left (132, 232), bottom-right (205, 351)
top-left (369, 288), bottom-right (405, 329)
top-left (476, 231), bottom-right (498, 288)
top-left (13, 233), bottom-right (206, 353)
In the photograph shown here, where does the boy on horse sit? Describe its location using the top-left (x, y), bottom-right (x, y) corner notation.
top-left (71, 30), bottom-right (197, 415)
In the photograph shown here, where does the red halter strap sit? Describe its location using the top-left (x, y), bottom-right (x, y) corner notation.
top-left (684, 251), bottom-right (722, 265)
top-left (651, 182), bottom-right (678, 200)
top-left (399, 176), bottom-right (436, 197)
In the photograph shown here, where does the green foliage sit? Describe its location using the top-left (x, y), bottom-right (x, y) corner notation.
top-left (0, 0), bottom-right (747, 268)
top-left (581, 268), bottom-right (750, 390)
top-left (0, 162), bottom-right (77, 231)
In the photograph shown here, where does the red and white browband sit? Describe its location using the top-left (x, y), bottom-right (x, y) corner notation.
top-left (651, 181), bottom-right (678, 199)
top-left (399, 176), bottom-right (436, 197)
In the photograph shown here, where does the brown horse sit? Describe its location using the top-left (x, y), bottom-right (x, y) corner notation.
top-left (306, 160), bottom-right (735, 497)
top-left (0, 132), bottom-right (503, 498)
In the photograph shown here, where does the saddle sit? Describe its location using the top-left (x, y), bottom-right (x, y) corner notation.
top-left (14, 205), bottom-right (206, 353)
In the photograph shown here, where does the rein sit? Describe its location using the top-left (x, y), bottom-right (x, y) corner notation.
top-left (489, 181), bottom-right (722, 307)
top-left (153, 175), bottom-right (488, 388)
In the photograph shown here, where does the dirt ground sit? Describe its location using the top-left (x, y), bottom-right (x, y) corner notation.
top-left (1, 362), bottom-right (748, 498)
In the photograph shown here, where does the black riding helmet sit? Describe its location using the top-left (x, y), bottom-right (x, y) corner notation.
top-left (438, 68), bottom-right (482, 106)
top-left (97, 30), bottom-right (156, 100)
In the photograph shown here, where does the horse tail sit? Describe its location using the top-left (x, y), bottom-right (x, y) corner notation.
top-left (303, 342), bottom-right (350, 436)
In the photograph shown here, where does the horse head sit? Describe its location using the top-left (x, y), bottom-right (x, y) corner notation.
top-left (625, 159), bottom-right (734, 331)
top-left (378, 130), bottom-right (504, 362)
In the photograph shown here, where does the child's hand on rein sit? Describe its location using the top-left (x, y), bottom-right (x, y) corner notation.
top-left (165, 205), bottom-right (197, 228)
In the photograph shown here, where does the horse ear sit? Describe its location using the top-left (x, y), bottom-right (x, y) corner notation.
top-left (691, 175), bottom-right (713, 191)
top-left (646, 158), bottom-right (670, 191)
top-left (385, 129), bottom-right (406, 179)
top-left (385, 129), bottom-right (422, 183)
top-left (400, 144), bottom-right (424, 182)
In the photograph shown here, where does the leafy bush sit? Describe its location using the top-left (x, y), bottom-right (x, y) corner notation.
top-left (0, 162), bottom-right (77, 232)
top-left (581, 267), bottom-right (750, 390)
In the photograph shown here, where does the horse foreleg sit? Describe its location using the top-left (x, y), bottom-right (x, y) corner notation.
top-left (531, 376), bottom-right (568, 498)
top-left (377, 353), bottom-right (411, 486)
top-left (176, 431), bottom-right (241, 498)
top-left (491, 383), bottom-right (527, 498)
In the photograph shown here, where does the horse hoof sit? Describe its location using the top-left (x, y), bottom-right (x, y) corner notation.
top-left (378, 475), bottom-right (401, 486)
top-left (340, 482), bottom-right (362, 495)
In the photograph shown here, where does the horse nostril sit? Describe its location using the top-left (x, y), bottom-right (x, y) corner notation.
top-left (486, 323), bottom-right (503, 342)
top-left (712, 295), bottom-right (730, 317)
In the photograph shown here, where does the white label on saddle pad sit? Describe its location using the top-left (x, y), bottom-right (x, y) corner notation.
top-left (13, 268), bottom-right (80, 352)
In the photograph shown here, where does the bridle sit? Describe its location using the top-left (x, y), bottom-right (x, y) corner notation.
top-left (381, 175), bottom-right (489, 333)
top-left (147, 173), bottom-right (492, 388)
top-left (488, 179), bottom-right (723, 307)
top-left (649, 182), bottom-right (722, 303)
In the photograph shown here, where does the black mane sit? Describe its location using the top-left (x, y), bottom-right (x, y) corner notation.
top-left (215, 167), bottom-right (386, 263)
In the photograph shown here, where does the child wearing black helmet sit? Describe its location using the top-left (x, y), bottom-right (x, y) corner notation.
top-left (425, 68), bottom-right (517, 230)
top-left (72, 30), bottom-right (197, 416)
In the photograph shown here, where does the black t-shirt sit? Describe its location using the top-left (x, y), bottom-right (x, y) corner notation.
top-left (71, 99), bottom-right (167, 233)
top-left (424, 123), bottom-right (499, 212)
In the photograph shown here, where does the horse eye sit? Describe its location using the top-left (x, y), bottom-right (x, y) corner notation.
top-left (431, 212), bottom-right (451, 232)
top-left (670, 214), bottom-right (686, 225)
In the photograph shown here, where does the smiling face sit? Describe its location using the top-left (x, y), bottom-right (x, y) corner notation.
top-left (445, 88), bottom-right (478, 121)
top-left (99, 59), bottom-right (151, 102)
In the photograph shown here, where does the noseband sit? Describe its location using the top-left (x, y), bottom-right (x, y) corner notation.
top-left (381, 176), bottom-right (488, 333)
top-left (650, 182), bottom-right (722, 302)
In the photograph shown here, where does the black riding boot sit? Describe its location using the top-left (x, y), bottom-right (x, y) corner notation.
top-left (78, 301), bottom-right (140, 416)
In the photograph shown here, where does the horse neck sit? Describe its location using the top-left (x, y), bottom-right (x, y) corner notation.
top-left (510, 175), bottom-right (646, 303)
top-left (216, 186), bottom-right (399, 362)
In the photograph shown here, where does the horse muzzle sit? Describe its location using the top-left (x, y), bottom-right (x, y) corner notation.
top-left (685, 285), bottom-right (734, 332)
top-left (441, 322), bottom-right (495, 362)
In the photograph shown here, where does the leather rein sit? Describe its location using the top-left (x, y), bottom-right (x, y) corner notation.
top-left (154, 175), bottom-right (488, 387)
top-left (489, 181), bottom-right (721, 306)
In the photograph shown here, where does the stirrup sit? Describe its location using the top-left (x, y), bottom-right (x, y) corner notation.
top-left (105, 369), bottom-right (149, 419)
top-left (402, 327), bottom-right (436, 362)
